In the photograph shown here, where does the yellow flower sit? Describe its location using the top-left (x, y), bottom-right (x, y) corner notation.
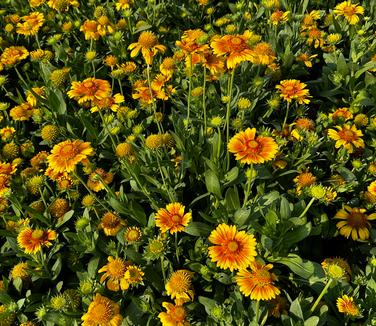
top-left (368, 181), bottom-right (376, 196)
top-left (67, 78), bottom-right (112, 105)
top-left (269, 10), bottom-right (289, 25)
top-left (158, 302), bottom-right (189, 326)
top-left (17, 227), bottom-right (57, 254)
top-left (10, 262), bottom-right (29, 279)
top-left (47, 139), bottom-right (94, 173)
top-left (87, 168), bottom-right (113, 192)
top-left (165, 270), bottom-right (194, 305)
top-left (128, 31), bottom-right (166, 65)
top-left (155, 203), bottom-right (192, 234)
top-left (98, 256), bottom-right (129, 291)
top-left (327, 124), bottom-right (364, 153)
top-left (228, 128), bottom-right (278, 165)
top-left (294, 171), bottom-right (316, 194)
top-left (208, 223), bottom-right (257, 272)
top-left (336, 295), bottom-right (360, 316)
top-left (10, 102), bottom-right (35, 121)
top-left (115, 0), bottom-right (133, 11)
top-left (124, 226), bottom-right (142, 243)
top-left (333, 1), bottom-right (364, 25)
top-left (235, 261), bottom-right (280, 301)
top-left (0, 46), bottom-right (29, 67)
top-left (16, 12), bottom-right (44, 36)
top-left (334, 206), bottom-right (376, 241)
top-left (99, 212), bottom-right (125, 236)
top-left (276, 79), bottom-right (311, 104)
top-left (81, 294), bottom-right (123, 326)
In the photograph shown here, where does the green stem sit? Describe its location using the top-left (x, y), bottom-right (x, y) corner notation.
top-left (298, 197), bottom-right (315, 219)
top-left (156, 151), bottom-right (174, 202)
top-left (255, 300), bottom-right (260, 322)
top-left (72, 171), bottom-right (108, 211)
top-left (98, 110), bottom-right (117, 151)
top-left (187, 54), bottom-right (193, 124)
top-left (310, 278), bottom-right (333, 313)
top-left (225, 68), bottom-right (236, 169)
top-left (282, 101), bottom-right (290, 132)
top-left (160, 256), bottom-right (166, 283)
top-left (202, 67), bottom-right (207, 134)
top-left (242, 164), bottom-right (253, 208)
top-left (175, 232), bottom-right (180, 264)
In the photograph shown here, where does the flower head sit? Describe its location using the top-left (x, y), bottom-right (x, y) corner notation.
top-left (333, 1), bottom-right (364, 25)
top-left (327, 124), bottom-right (364, 153)
top-left (158, 302), bottom-right (189, 326)
top-left (17, 227), bottom-right (56, 254)
top-left (208, 223), bottom-right (257, 271)
top-left (67, 78), bottom-right (112, 105)
top-left (98, 256), bottom-right (129, 291)
top-left (155, 203), bottom-right (192, 234)
top-left (228, 128), bottom-right (278, 164)
top-left (128, 31), bottom-right (166, 65)
top-left (16, 12), bottom-right (44, 36)
top-left (276, 79), bottom-right (311, 104)
top-left (235, 261), bottom-right (280, 301)
top-left (336, 295), bottom-right (360, 316)
top-left (166, 270), bottom-right (194, 305)
top-left (81, 294), bottom-right (123, 326)
top-left (210, 31), bottom-right (255, 69)
top-left (99, 212), bottom-right (125, 236)
top-left (47, 139), bottom-right (94, 173)
top-left (334, 206), bottom-right (376, 240)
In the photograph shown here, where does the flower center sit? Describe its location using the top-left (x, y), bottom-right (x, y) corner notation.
top-left (349, 212), bottom-right (366, 227)
top-left (173, 307), bottom-right (186, 321)
top-left (254, 269), bottom-right (273, 285)
top-left (107, 260), bottom-right (126, 278)
top-left (31, 229), bottom-right (44, 239)
top-left (227, 240), bottom-right (239, 252)
top-left (171, 214), bottom-right (181, 223)
top-left (230, 37), bottom-right (242, 45)
top-left (59, 144), bottom-right (76, 158)
top-left (247, 140), bottom-right (259, 149)
top-left (343, 6), bottom-right (356, 16)
top-left (91, 303), bottom-right (111, 323)
top-left (339, 129), bottom-right (356, 141)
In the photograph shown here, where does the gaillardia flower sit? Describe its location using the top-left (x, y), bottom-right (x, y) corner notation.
top-left (47, 139), bottom-right (94, 173)
top-left (275, 79), bottom-right (311, 104)
top-left (336, 295), bottom-right (360, 317)
top-left (165, 270), bottom-right (194, 305)
top-left (333, 1), bottom-right (364, 25)
top-left (334, 206), bottom-right (376, 240)
top-left (99, 212), bottom-right (126, 236)
top-left (81, 294), bottom-right (123, 326)
top-left (128, 31), bottom-right (166, 65)
top-left (208, 223), bottom-right (257, 271)
top-left (98, 256), bottom-right (129, 291)
top-left (327, 124), bottom-right (364, 153)
top-left (67, 78), bottom-right (112, 105)
top-left (155, 202), bottom-right (192, 234)
top-left (235, 261), bottom-right (280, 301)
top-left (17, 227), bottom-right (57, 254)
top-left (228, 128), bottom-right (278, 164)
top-left (158, 302), bottom-right (189, 326)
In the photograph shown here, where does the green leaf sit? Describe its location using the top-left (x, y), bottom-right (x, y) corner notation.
top-left (274, 254), bottom-right (315, 279)
top-left (337, 53), bottom-right (349, 76)
top-left (55, 210), bottom-right (74, 228)
top-left (129, 201), bottom-right (147, 226)
top-left (280, 197), bottom-right (291, 219)
top-left (304, 316), bottom-right (319, 326)
top-left (225, 186), bottom-right (240, 210)
top-left (87, 257), bottom-right (100, 278)
top-left (184, 222), bottom-right (212, 236)
top-left (48, 90), bottom-right (67, 115)
top-left (290, 297), bottom-right (304, 320)
top-left (224, 167), bottom-right (239, 185)
top-left (233, 208), bottom-right (250, 226)
top-left (198, 296), bottom-right (217, 315)
top-left (283, 222), bottom-right (312, 245)
top-left (205, 170), bottom-right (222, 198)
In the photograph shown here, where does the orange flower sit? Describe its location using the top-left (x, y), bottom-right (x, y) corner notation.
top-left (293, 171), bottom-right (316, 194)
top-left (228, 128), bottom-right (278, 164)
top-left (165, 270), bottom-right (194, 304)
top-left (158, 302), bottom-right (189, 326)
top-left (16, 12), bottom-right (44, 36)
top-left (80, 20), bottom-right (101, 40)
top-left (176, 29), bottom-right (209, 55)
top-left (210, 31), bottom-right (254, 69)
top-left (235, 261), bottom-right (280, 301)
top-left (0, 46), bottom-right (29, 67)
top-left (275, 79), bottom-right (311, 104)
top-left (208, 223), bottom-right (257, 272)
top-left (81, 294), bottom-right (123, 326)
top-left (336, 295), bottom-right (360, 316)
top-left (87, 168), bottom-right (113, 192)
top-left (330, 107), bottom-right (353, 122)
top-left (249, 42), bottom-right (276, 66)
top-left (128, 31), bottom-right (166, 65)
top-left (155, 203), bottom-right (192, 234)
top-left (270, 10), bottom-right (289, 25)
top-left (333, 1), bottom-right (364, 25)
top-left (368, 181), bottom-right (376, 196)
top-left (334, 206), bottom-right (376, 241)
top-left (98, 256), bottom-right (129, 291)
top-left (17, 227), bottom-right (57, 254)
top-left (47, 139), bottom-right (94, 173)
top-left (115, 0), bottom-right (133, 11)
top-left (99, 212), bottom-right (125, 236)
top-left (67, 78), bottom-right (112, 105)
top-left (327, 124), bottom-right (364, 153)
top-left (10, 102), bottom-right (35, 121)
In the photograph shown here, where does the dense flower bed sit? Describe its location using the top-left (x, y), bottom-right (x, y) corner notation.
top-left (0, 0), bottom-right (376, 325)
